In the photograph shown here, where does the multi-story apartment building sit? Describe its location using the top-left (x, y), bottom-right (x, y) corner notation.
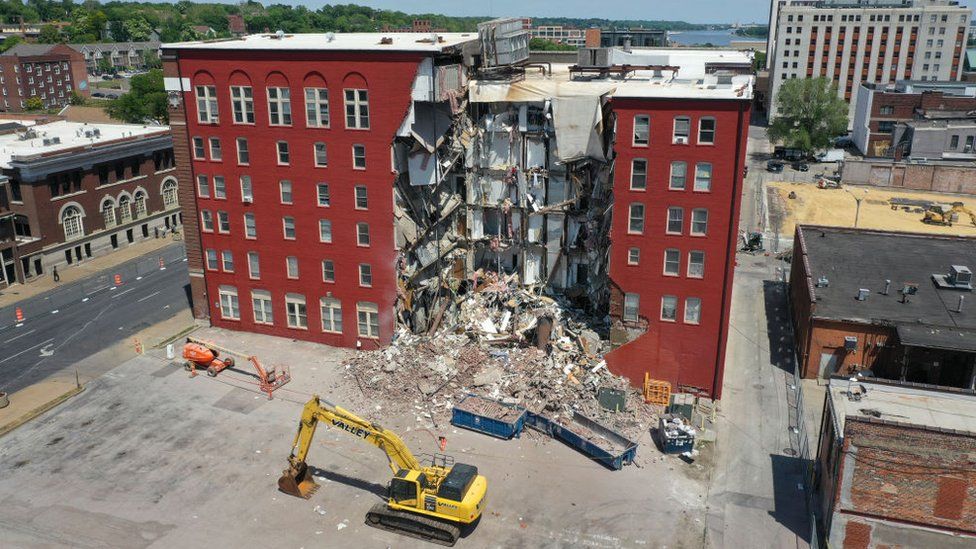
top-left (530, 25), bottom-right (586, 47)
top-left (162, 30), bottom-right (752, 399)
top-left (767, 0), bottom-right (972, 122)
top-left (0, 44), bottom-right (89, 111)
top-left (0, 119), bottom-right (179, 287)
top-left (69, 42), bottom-right (162, 75)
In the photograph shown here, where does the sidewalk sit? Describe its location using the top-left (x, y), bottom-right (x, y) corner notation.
top-left (0, 237), bottom-right (180, 309)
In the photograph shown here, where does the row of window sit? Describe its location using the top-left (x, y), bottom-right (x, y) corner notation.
top-left (630, 159), bottom-right (713, 192)
top-left (60, 181), bottom-right (179, 241)
top-left (197, 85), bottom-right (369, 129)
top-left (197, 177), bottom-right (365, 209)
top-left (206, 249), bottom-right (372, 287)
top-left (217, 286), bottom-right (379, 337)
top-left (199, 209), bottom-right (371, 246)
top-left (627, 247), bottom-right (705, 278)
top-left (633, 115), bottom-right (716, 146)
top-left (628, 205), bottom-right (708, 236)
top-left (622, 293), bottom-right (702, 325)
top-left (192, 136), bottom-right (366, 170)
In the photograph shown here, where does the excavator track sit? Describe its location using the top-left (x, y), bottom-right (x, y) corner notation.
top-left (365, 503), bottom-right (460, 547)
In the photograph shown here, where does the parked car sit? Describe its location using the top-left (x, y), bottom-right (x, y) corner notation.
top-left (766, 161), bottom-right (785, 173)
top-left (816, 149), bottom-right (845, 163)
top-left (792, 162), bottom-right (809, 172)
top-left (774, 146), bottom-right (806, 162)
top-left (92, 92), bottom-right (105, 98)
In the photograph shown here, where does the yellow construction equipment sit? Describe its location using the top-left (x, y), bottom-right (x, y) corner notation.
top-left (922, 203), bottom-right (976, 227)
top-left (278, 395), bottom-right (487, 546)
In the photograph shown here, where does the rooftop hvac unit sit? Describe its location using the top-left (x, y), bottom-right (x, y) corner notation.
top-left (93, 128), bottom-right (101, 137)
top-left (477, 17), bottom-right (530, 69)
top-left (51, 136), bottom-right (60, 144)
top-left (949, 265), bottom-right (973, 289)
top-left (577, 48), bottom-right (612, 68)
top-left (42, 138), bottom-right (50, 146)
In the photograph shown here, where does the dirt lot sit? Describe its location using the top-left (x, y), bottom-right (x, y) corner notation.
top-left (0, 327), bottom-right (711, 548)
top-left (767, 181), bottom-right (976, 237)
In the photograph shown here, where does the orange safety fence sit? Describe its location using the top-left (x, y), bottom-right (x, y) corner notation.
top-left (643, 373), bottom-right (671, 407)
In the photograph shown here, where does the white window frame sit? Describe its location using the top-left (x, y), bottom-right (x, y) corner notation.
top-left (356, 222), bottom-right (370, 247)
top-left (247, 251), bottom-right (260, 279)
top-left (221, 250), bottom-right (234, 272)
top-left (240, 175), bottom-right (253, 203)
top-left (267, 86), bottom-right (292, 126)
top-left (623, 293), bottom-right (639, 322)
top-left (698, 117), bottom-right (716, 145)
top-left (322, 259), bottom-right (335, 282)
top-left (627, 247), bottom-right (640, 265)
top-left (192, 136), bottom-right (205, 160)
top-left (205, 248), bottom-right (218, 270)
top-left (200, 210), bottom-right (214, 232)
top-left (196, 175), bottom-right (210, 197)
top-left (661, 295), bottom-right (678, 322)
top-left (684, 297), bottom-right (702, 325)
top-left (276, 141), bottom-right (290, 165)
top-left (252, 290), bottom-right (273, 325)
top-left (694, 163), bottom-right (712, 192)
top-left (669, 161), bottom-right (687, 190)
top-left (195, 85), bottom-right (218, 124)
top-left (688, 250), bottom-right (705, 278)
top-left (305, 87), bottom-right (329, 127)
top-left (286, 256), bottom-right (299, 279)
top-left (633, 115), bottom-right (649, 146)
top-left (357, 301), bottom-right (379, 338)
top-left (236, 137), bottom-right (249, 165)
top-left (691, 208), bottom-right (708, 236)
top-left (344, 88), bottom-right (369, 129)
top-left (244, 212), bottom-right (257, 239)
top-left (218, 286), bottom-right (240, 320)
top-left (213, 176), bottom-right (226, 199)
top-left (319, 219), bottom-right (333, 243)
top-left (314, 142), bottom-right (328, 167)
top-left (673, 116), bottom-right (691, 144)
top-left (217, 211), bottom-right (230, 234)
top-left (62, 206), bottom-right (84, 240)
top-left (359, 263), bottom-right (372, 287)
top-left (628, 203), bottom-right (644, 234)
top-left (317, 183), bottom-right (330, 207)
top-left (230, 85), bottom-right (254, 124)
top-left (282, 216), bottom-right (296, 240)
top-left (354, 185), bottom-right (368, 209)
top-left (209, 137), bottom-right (222, 160)
top-left (630, 158), bottom-right (647, 191)
top-left (279, 180), bottom-right (293, 204)
top-left (320, 297), bottom-right (343, 334)
top-left (664, 248), bottom-right (680, 276)
top-left (285, 293), bottom-right (307, 329)
top-left (352, 144), bottom-right (366, 170)
top-left (666, 207), bottom-right (684, 235)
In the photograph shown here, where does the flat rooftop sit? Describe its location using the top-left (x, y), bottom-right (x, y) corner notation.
top-left (0, 120), bottom-right (169, 167)
top-left (472, 49), bottom-right (754, 102)
top-left (828, 377), bottom-right (976, 436)
top-left (164, 32), bottom-right (477, 53)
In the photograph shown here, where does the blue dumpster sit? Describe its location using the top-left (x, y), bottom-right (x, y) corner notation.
top-left (526, 410), bottom-right (638, 470)
top-left (451, 394), bottom-right (527, 439)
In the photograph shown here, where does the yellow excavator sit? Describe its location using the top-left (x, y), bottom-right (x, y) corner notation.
top-left (277, 395), bottom-right (487, 546)
top-left (922, 203), bottom-right (976, 227)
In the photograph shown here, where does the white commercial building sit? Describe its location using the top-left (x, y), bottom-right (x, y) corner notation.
top-left (767, 0), bottom-right (972, 123)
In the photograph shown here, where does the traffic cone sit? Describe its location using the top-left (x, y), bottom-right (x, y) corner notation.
top-left (15, 307), bottom-right (24, 322)
top-left (159, 257), bottom-right (166, 270)
top-left (114, 274), bottom-right (122, 285)
top-left (438, 436), bottom-right (447, 451)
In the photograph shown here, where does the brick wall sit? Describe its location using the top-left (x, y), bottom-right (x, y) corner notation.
top-left (865, 90), bottom-right (976, 157)
top-left (842, 159), bottom-right (976, 195)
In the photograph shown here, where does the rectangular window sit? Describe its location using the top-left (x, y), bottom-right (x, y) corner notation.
top-left (949, 135), bottom-right (959, 149)
top-left (218, 286), bottom-right (239, 319)
top-left (221, 250), bottom-right (234, 272)
top-left (357, 302), bottom-right (379, 338)
top-left (694, 163), bottom-right (712, 192)
top-left (967, 136), bottom-right (975, 151)
top-left (267, 87), bottom-right (292, 125)
top-left (673, 116), bottom-right (691, 143)
top-left (684, 297), bottom-right (702, 324)
top-left (236, 137), bottom-right (249, 164)
top-left (305, 87), bottom-right (329, 127)
top-left (355, 185), bottom-right (368, 209)
top-left (357, 222), bottom-right (370, 246)
top-left (698, 117), bottom-right (715, 144)
top-left (244, 212), bottom-right (256, 238)
top-left (314, 143), bottom-right (328, 167)
top-left (691, 208), bottom-right (708, 235)
top-left (247, 251), bottom-right (260, 279)
top-left (879, 105), bottom-right (894, 115)
top-left (201, 210), bottom-right (214, 232)
top-left (209, 137), bottom-right (222, 160)
top-left (688, 250), bottom-right (705, 278)
top-left (661, 295), bottom-right (678, 321)
top-left (217, 211), bottom-right (230, 233)
top-left (277, 141), bottom-right (290, 165)
top-left (195, 85), bottom-right (218, 123)
top-left (667, 207), bottom-right (684, 234)
top-left (877, 121), bottom-right (895, 133)
top-left (633, 115), bottom-right (649, 145)
top-left (627, 247), bottom-right (640, 265)
top-left (280, 180), bottom-right (292, 204)
top-left (623, 293), bottom-right (639, 322)
top-left (282, 216), bottom-right (296, 239)
top-left (286, 256), bottom-right (299, 279)
top-left (669, 161), bottom-right (686, 190)
top-left (252, 290), bottom-right (273, 325)
top-left (319, 219), bottom-right (333, 243)
top-left (213, 176), bottom-right (226, 199)
top-left (353, 144), bottom-right (366, 169)
top-left (628, 203), bottom-right (644, 234)
top-left (240, 176), bottom-right (253, 202)
top-left (317, 183), bottom-right (331, 206)
top-left (630, 159), bottom-right (647, 190)
top-left (664, 248), bottom-right (680, 275)
top-left (230, 85), bottom-right (254, 124)
top-left (192, 136), bottom-right (205, 159)
top-left (197, 175), bottom-right (210, 198)
top-left (359, 264), bottom-right (372, 287)
top-left (285, 293), bottom-right (307, 329)
top-left (205, 248), bottom-right (218, 270)
top-left (320, 297), bottom-right (342, 333)
top-left (322, 260), bottom-right (335, 282)
top-left (344, 88), bottom-right (369, 129)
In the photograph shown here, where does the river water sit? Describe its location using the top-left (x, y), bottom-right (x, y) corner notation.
top-left (669, 29), bottom-right (740, 46)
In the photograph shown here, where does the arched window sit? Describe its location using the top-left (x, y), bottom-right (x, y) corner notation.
top-left (62, 205), bottom-right (84, 240)
top-left (118, 195), bottom-right (132, 223)
top-left (133, 190), bottom-right (147, 218)
top-left (162, 180), bottom-right (178, 209)
top-left (101, 197), bottom-right (116, 228)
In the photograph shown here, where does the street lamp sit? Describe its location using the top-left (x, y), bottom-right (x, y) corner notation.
top-left (845, 188), bottom-right (867, 228)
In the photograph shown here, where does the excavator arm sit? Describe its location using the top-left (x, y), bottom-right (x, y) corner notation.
top-left (278, 395), bottom-right (421, 498)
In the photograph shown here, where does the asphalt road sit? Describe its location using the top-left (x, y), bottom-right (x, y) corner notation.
top-left (0, 259), bottom-right (191, 394)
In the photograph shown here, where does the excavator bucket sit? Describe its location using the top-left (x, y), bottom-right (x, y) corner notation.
top-left (277, 462), bottom-right (319, 499)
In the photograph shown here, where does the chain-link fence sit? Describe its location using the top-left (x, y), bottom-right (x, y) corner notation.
top-left (0, 243), bottom-right (186, 324)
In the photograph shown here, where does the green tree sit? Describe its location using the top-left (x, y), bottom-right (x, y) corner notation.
top-left (123, 16), bottom-right (153, 41)
top-left (141, 48), bottom-right (162, 70)
top-left (106, 69), bottom-right (168, 124)
top-left (38, 24), bottom-right (62, 44)
top-left (25, 97), bottom-right (44, 111)
top-left (752, 51), bottom-right (766, 71)
top-left (96, 56), bottom-right (113, 74)
top-left (529, 38), bottom-right (576, 51)
top-left (0, 36), bottom-right (24, 53)
top-left (69, 90), bottom-right (85, 105)
top-left (769, 77), bottom-right (849, 153)
top-left (109, 20), bottom-right (129, 41)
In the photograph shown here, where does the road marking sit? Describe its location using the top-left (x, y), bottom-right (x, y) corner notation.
top-left (136, 276), bottom-right (143, 281)
top-left (0, 338), bottom-right (55, 364)
top-left (3, 329), bottom-right (36, 344)
top-left (51, 309), bottom-right (59, 314)
top-left (39, 344), bottom-right (54, 357)
top-left (137, 290), bottom-right (161, 303)
top-left (82, 297), bottom-right (90, 302)
top-left (15, 322), bottom-right (23, 327)
top-left (112, 288), bottom-right (136, 299)
top-left (110, 286), bottom-right (117, 290)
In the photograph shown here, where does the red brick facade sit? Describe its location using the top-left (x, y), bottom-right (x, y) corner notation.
top-left (863, 89), bottom-right (976, 157)
top-left (0, 44), bottom-right (89, 112)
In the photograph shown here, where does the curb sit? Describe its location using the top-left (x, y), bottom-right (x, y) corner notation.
top-left (153, 324), bottom-right (200, 349)
top-left (0, 385), bottom-right (85, 438)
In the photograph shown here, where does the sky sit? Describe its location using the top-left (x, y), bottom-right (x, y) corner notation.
top-left (298, 0), bottom-right (772, 25)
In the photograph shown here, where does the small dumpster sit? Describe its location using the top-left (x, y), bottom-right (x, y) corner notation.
top-left (451, 394), bottom-right (527, 439)
top-left (657, 414), bottom-right (696, 454)
top-left (526, 410), bottom-right (638, 470)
